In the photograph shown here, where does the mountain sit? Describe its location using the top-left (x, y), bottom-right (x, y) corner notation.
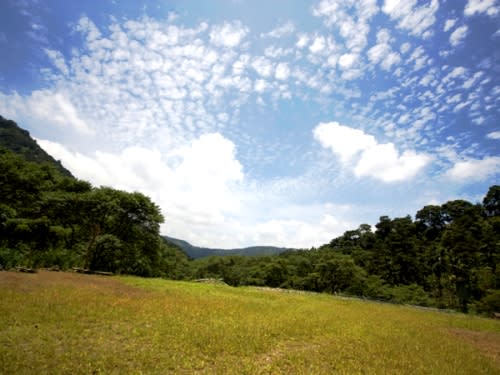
top-left (163, 236), bottom-right (291, 259)
top-left (0, 115), bottom-right (73, 177)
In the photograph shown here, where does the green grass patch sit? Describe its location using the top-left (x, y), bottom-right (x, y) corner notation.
top-left (1, 271), bottom-right (499, 374)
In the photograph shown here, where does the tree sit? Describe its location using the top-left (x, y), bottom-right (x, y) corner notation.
top-left (483, 185), bottom-right (500, 217)
top-left (416, 205), bottom-right (446, 240)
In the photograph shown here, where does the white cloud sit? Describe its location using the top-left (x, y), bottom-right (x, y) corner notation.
top-left (338, 53), bottom-right (358, 69)
top-left (354, 144), bottom-right (431, 182)
top-left (446, 156), bottom-right (500, 181)
top-left (443, 66), bottom-right (467, 84)
top-left (0, 90), bottom-right (93, 134)
top-left (464, 0), bottom-right (500, 17)
top-left (252, 213), bottom-right (353, 248)
top-left (261, 21), bottom-right (295, 38)
top-left (444, 18), bottom-right (458, 32)
top-left (275, 62), bottom-right (290, 80)
top-left (314, 122), bottom-right (376, 162)
top-left (44, 49), bottom-right (69, 75)
top-left (209, 21), bottom-right (248, 48)
top-left (487, 131), bottom-right (500, 139)
top-left (254, 79), bottom-right (268, 93)
top-left (314, 122), bottom-right (430, 182)
top-left (312, 0), bottom-right (378, 53)
top-left (383, 0), bottom-right (439, 38)
top-left (449, 25), bottom-right (468, 46)
top-left (367, 29), bottom-right (401, 71)
top-left (251, 56), bottom-right (273, 77)
top-left (400, 42), bottom-right (411, 54)
top-left (309, 35), bottom-right (326, 54)
top-left (296, 33), bottom-right (309, 48)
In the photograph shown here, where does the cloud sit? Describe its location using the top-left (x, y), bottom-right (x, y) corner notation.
top-left (252, 213), bottom-right (353, 248)
top-left (0, 90), bottom-right (93, 134)
top-left (449, 25), bottom-right (468, 46)
top-left (354, 144), bottom-right (431, 182)
top-left (309, 35), bottom-right (326, 54)
top-left (446, 156), bottom-right (500, 181)
top-left (383, 0), bottom-right (439, 38)
top-left (338, 53), bottom-right (358, 69)
top-left (314, 122), bottom-right (431, 182)
top-left (367, 29), bottom-right (401, 71)
top-left (464, 0), bottom-right (500, 17)
top-left (313, 122), bottom-right (376, 162)
top-left (296, 33), bottom-right (309, 48)
top-left (261, 21), bottom-right (295, 38)
top-left (251, 56), bottom-right (273, 77)
top-left (275, 63), bottom-right (290, 80)
top-left (487, 131), bottom-right (500, 139)
top-left (444, 18), bottom-right (458, 32)
top-left (44, 49), bottom-right (69, 75)
top-left (209, 21), bottom-right (248, 48)
top-left (312, 0), bottom-right (378, 53)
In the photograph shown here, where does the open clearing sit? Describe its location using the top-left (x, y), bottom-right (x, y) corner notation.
top-left (1, 271), bottom-right (499, 374)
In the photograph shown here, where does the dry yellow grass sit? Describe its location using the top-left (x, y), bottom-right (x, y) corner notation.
top-left (1, 271), bottom-right (499, 374)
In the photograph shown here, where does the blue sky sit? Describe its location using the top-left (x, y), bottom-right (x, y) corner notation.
top-left (1, 0), bottom-right (499, 248)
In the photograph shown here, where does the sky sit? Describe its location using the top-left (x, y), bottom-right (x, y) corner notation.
top-left (0, 0), bottom-right (499, 249)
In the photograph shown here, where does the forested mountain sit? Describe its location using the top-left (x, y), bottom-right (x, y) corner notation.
top-left (0, 116), bottom-right (73, 177)
top-left (1, 116), bottom-right (498, 315)
top-left (164, 236), bottom-right (289, 259)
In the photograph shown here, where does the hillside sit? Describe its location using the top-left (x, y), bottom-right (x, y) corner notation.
top-left (163, 235), bottom-right (291, 259)
top-left (1, 271), bottom-right (499, 374)
top-left (0, 115), bottom-right (73, 177)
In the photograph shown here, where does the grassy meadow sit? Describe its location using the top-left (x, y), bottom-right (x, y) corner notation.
top-left (0, 271), bottom-right (499, 374)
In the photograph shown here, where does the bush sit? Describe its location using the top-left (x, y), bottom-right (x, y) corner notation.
top-left (474, 289), bottom-right (500, 316)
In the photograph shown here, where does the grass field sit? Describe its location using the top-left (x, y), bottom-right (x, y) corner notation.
top-left (1, 271), bottom-right (499, 374)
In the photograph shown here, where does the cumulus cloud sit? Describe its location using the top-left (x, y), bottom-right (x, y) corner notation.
top-left (354, 144), bottom-right (431, 182)
top-left (464, 0), bottom-right (500, 17)
top-left (446, 156), bottom-right (500, 181)
top-left (314, 122), bottom-right (431, 182)
top-left (449, 25), bottom-right (468, 46)
top-left (314, 122), bottom-right (376, 162)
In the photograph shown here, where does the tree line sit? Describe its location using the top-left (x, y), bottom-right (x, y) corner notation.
top-left (1, 144), bottom-right (499, 315)
top-left (190, 188), bottom-right (500, 314)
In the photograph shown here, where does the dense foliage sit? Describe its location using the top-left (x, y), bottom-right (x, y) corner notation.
top-left (1, 116), bottom-right (498, 314)
top-left (190, 186), bottom-right (500, 314)
top-left (0, 147), bottom-right (189, 277)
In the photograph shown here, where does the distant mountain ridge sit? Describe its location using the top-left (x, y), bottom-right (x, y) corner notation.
top-left (163, 236), bottom-right (291, 259)
top-left (0, 115), bottom-right (73, 177)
